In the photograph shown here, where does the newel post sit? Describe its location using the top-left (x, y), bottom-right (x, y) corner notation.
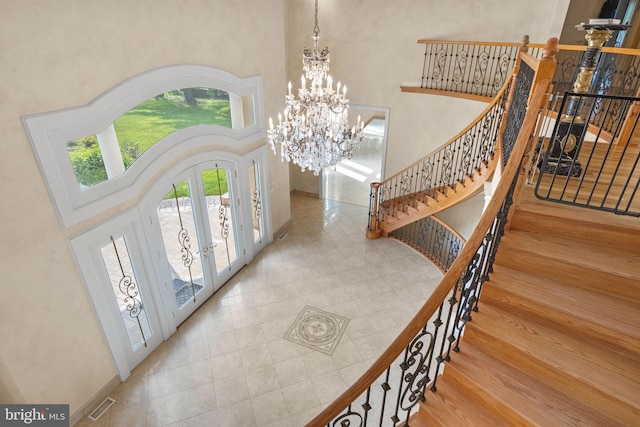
top-left (366, 182), bottom-right (382, 239)
top-left (533, 37), bottom-right (559, 97)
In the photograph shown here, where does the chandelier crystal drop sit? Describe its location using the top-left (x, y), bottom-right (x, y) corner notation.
top-left (268, 0), bottom-right (364, 175)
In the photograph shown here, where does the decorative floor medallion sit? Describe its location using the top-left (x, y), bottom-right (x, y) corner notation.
top-left (284, 306), bottom-right (349, 355)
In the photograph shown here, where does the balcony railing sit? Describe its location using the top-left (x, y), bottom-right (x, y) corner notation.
top-left (416, 39), bottom-right (527, 99)
top-left (307, 39), bottom-right (557, 427)
top-left (405, 38), bottom-right (640, 139)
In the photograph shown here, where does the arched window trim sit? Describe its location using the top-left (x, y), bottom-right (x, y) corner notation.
top-left (23, 65), bottom-right (265, 229)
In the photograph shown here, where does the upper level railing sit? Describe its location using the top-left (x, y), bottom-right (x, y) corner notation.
top-left (406, 37), bottom-right (640, 139)
top-left (545, 45), bottom-right (640, 98)
top-left (413, 37), bottom-right (531, 100)
top-left (306, 42), bottom-right (557, 427)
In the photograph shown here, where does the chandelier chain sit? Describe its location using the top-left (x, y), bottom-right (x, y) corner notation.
top-left (313, 0), bottom-right (319, 37)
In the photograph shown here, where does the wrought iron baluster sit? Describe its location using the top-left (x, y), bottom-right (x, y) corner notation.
top-left (441, 146), bottom-right (453, 188)
top-left (331, 404), bottom-right (363, 427)
top-left (394, 324), bottom-right (434, 425)
top-left (434, 46), bottom-right (446, 88)
top-left (172, 184), bottom-right (197, 304)
top-left (421, 43), bottom-right (430, 88)
top-left (428, 300), bottom-right (449, 392)
top-left (461, 131), bottom-right (473, 182)
top-left (110, 236), bottom-right (147, 348)
top-left (214, 166), bottom-right (232, 271)
top-left (360, 386), bottom-right (371, 426)
top-left (371, 370), bottom-right (388, 426)
top-left (454, 44), bottom-right (466, 87)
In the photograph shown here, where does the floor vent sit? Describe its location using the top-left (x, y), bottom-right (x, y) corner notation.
top-left (88, 397), bottom-right (115, 421)
top-left (277, 233), bottom-right (288, 241)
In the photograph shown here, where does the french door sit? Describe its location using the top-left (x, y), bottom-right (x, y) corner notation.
top-left (71, 153), bottom-right (270, 379)
top-left (146, 160), bottom-right (245, 326)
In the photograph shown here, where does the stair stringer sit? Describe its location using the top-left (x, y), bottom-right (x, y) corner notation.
top-left (377, 152), bottom-right (497, 237)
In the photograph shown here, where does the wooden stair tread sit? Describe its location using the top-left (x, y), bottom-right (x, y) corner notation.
top-left (517, 186), bottom-right (640, 232)
top-left (532, 184), bottom-right (640, 213)
top-left (509, 205), bottom-right (640, 252)
top-left (493, 240), bottom-right (640, 303)
top-left (466, 302), bottom-right (640, 415)
top-left (497, 229), bottom-right (639, 281)
top-left (377, 155), bottom-right (495, 235)
top-left (482, 270), bottom-right (640, 360)
top-left (446, 343), bottom-right (624, 426)
top-left (418, 375), bottom-right (508, 427)
top-left (487, 266), bottom-right (640, 340)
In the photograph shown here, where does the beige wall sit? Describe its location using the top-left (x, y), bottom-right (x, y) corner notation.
top-left (0, 0), bottom-right (289, 416)
top-left (436, 193), bottom-right (486, 240)
top-left (285, 0), bottom-right (570, 193)
top-left (0, 0), bottom-right (571, 418)
top-left (560, 0), bottom-right (607, 44)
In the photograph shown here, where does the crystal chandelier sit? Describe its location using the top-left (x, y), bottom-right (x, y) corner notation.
top-left (268, 0), bottom-right (364, 175)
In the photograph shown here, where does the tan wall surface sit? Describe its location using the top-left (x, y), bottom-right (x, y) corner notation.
top-left (0, 0), bottom-right (289, 415)
top-left (0, 0), bottom-right (571, 417)
top-left (560, 0), bottom-right (607, 44)
top-left (284, 0), bottom-right (570, 192)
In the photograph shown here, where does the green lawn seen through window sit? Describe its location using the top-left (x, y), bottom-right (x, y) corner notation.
top-left (67, 89), bottom-right (233, 195)
top-left (113, 95), bottom-right (232, 153)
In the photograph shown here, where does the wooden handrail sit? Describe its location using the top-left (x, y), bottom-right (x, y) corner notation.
top-left (417, 38), bottom-right (640, 57)
top-left (305, 81), bottom-right (550, 427)
top-left (417, 39), bottom-right (525, 47)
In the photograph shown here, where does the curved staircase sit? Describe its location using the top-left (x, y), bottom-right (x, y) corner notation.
top-left (378, 153), bottom-right (496, 235)
top-left (368, 78), bottom-right (509, 238)
top-left (309, 38), bottom-right (640, 427)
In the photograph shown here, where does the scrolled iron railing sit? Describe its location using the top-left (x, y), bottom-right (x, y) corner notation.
top-left (305, 79), bottom-right (551, 427)
top-left (417, 39), bottom-right (529, 99)
top-left (411, 37), bottom-right (549, 98)
top-left (390, 216), bottom-right (466, 273)
top-left (408, 38), bottom-right (640, 138)
top-left (534, 91), bottom-right (640, 216)
top-left (501, 58), bottom-right (535, 165)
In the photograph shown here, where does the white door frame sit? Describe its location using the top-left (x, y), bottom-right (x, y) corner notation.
top-left (69, 212), bottom-right (167, 381)
top-left (319, 104), bottom-right (389, 199)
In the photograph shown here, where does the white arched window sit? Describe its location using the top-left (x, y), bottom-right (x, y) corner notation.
top-left (23, 65), bottom-right (272, 379)
top-left (23, 65), bottom-right (266, 229)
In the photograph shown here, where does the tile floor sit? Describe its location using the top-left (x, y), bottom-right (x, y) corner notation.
top-left (76, 194), bottom-right (443, 427)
